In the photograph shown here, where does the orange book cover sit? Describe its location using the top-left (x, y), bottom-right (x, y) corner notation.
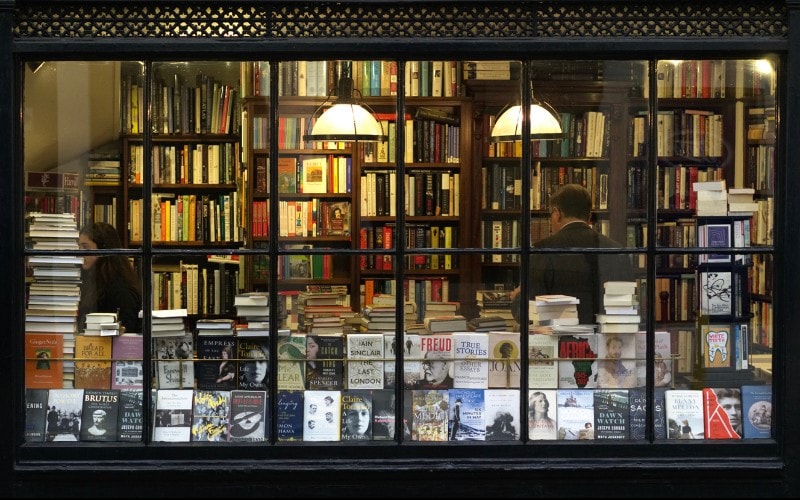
top-left (74, 335), bottom-right (113, 390)
top-left (25, 333), bottom-right (64, 389)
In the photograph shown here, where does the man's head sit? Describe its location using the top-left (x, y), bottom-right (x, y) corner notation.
top-left (715, 388), bottom-right (742, 433)
top-left (549, 184), bottom-right (592, 229)
top-left (422, 350), bottom-right (451, 385)
top-left (92, 409), bottom-right (107, 425)
top-left (605, 336), bottom-right (624, 359)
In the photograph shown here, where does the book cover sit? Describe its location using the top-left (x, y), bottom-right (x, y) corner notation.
top-left (341, 389), bottom-right (373, 440)
top-left (346, 332), bottom-right (385, 390)
top-left (236, 337), bottom-right (269, 390)
top-left (277, 156), bottom-right (298, 193)
top-left (700, 324), bottom-right (733, 369)
top-left (452, 332), bottom-right (489, 389)
top-left (665, 389), bottom-right (705, 439)
top-left (25, 388), bottom-right (49, 442)
top-left (45, 388), bottom-right (85, 442)
top-left (300, 156), bottom-right (328, 193)
top-left (415, 333), bottom-right (453, 389)
top-left (111, 334), bottom-right (144, 390)
top-left (74, 335), bottom-right (113, 389)
top-left (699, 271), bottom-right (732, 316)
top-left (277, 333), bottom-right (306, 391)
top-left (556, 389), bottom-right (595, 440)
top-left (372, 388), bottom-right (409, 440)
top-left (635, 331), bottom-right (673, 388)
top-left (447, 388), bottom-right (485, 441)
top-left (152, 389), bottom-right (194, 442)
top-left (276, 390), bottom-right (304, 442)
top-left (194, 335), bottom-right (237, 390)
top-left (403, 333), bottom-right (423, 389)
top-left (595, 333), bottom-right (637, 388)
top-left (306, 333), bottom-right (345, 391)
top-left (703, 387), bottom-right (742, 439)
top-left (324, 200), bottom-right (351, 237)
top-left (410, 389), bottom-right (449, 442)
top-left (557, 333), bottom-right (598, 389)
top-left (117, 388), bottom-right (144, 442)
top-left (628, 387), bottom-right (662, 441)
top-left (25, 333), bottom-right (64, 389)
top-left (303, 390), bottom-right (341, 442)
top-left (382, 332), bottom-right (397, 389)
top-left (741, 384), bottom-right (772, 439)
top-left (487, 331), bottom-right (521, 389)
top-left (229, 390), bottom-right (268, 442)
top-left (79, 388), bottom-right (120, 442)
top-left (191, 389), bottom-right (231, 442)
top-left (701, 223), bottom-right (731, 263)
top-left (593, 389), bottom-right (630, 440)
top-left (528, 333), bottom-right (558, 389)
top-left (153, 334), bottom-right (194, 389)
top-left (528, 389), bottom-right (558, 440)
top-left (484, 388), bottom-right (520, 441)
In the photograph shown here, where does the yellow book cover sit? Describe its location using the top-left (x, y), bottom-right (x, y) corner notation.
top-left (74, 335), bottom-right (113, 390)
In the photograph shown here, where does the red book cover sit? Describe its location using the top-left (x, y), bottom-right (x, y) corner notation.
top-left (382, 225), bottom-right (393, 271)
top-left (359, 227), bottom-right (368, 270)
top-left (25, 333), bottom-right (64, 389)
top-left (703, 387), bottom-right (742, 439)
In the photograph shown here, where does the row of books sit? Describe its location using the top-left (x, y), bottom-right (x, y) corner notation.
top-left (358, 224), bottom-right (459, 272)
top-left (273, 155), bottom-right (352, 195)
top-left (360, 170), bottom-right (461, 218)
top-left (130, 192), bottom-right (242, 244)
top-left (630, 109), bottom-right (725, 158)
top-left (654, 59), bottom-right (775, 100)
top-left (251, 199), bottom-right (351, 239)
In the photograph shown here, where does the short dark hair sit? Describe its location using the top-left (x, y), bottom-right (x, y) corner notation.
top-left (550, 184), bottom-right (592, 221)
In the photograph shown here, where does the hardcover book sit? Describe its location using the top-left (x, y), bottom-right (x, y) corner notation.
top-left (700, 324), bottom-right (733, 369)
top-left (276, 390), bottom-right (304, 442)
top-left (237, 337), bottom-right (269, 391)
top-left (45, 388), bottom-right (85, 442)
top-left (303, 390), bottom-right (341, 442)
top-left (403, 333), bottom-right (423, 389)
top-left (25, 388), bottom-right (49, 442)
top-left (277, 156), bottom-right (298, 193)
top-left (25, 333), bottom-right (64, 389)
top-left (593, 389), bottom-right (630, 440)
top-left (484, 389), bottom-right (520, 441)
top-left (372, 388), bottom-right (403, 440)
top-left (74, 335), bottom-right (113, 389)
top-left (194, 335), bottom-right (238, 391)
top-left (152, 389), bottom-right (194, 442)
top-left (79, 388), bottom-right (120, 442)
top-left (528, 389), bottom-right (558, 440)
top-left (153, 334), bottom-right (194, 389)
top-left (448, 388), bottom-right (485, 441)
top-left (306, 333), bottom-right (345, 391)
top-left (277, 333), bottom-right (306, 391)
top-left (341, 389), bottom-right (373, 441)
top-left (410, 389), bottom-right (449, 442)
top-left (383, 333), bottom-right (397, 389)
top-left (665, 389), bottom-right (705, 439)
top-left (346, 332), bottom-right (385, 390)
top-left (557, 333), bottom-right (598, 389)
top-left (528, 333), bottom-right (559, 389)
top-left (324, 200), bottom-right (351, 237)
top-left (300, 156), bottom-right (328, 193)
top-left (452, 332), bottom-right (489, 389)
top-left (703, 387), bottom-right (742, 439)
top-left (595, 333), bottom-right (637, 389)
top-left (117, 389), bottom-right (144, 442)
top-left (191, 389), bottom-right (231, 442)
top-left (556, 389), bottom-right (595, 440)
top-left (487, 331), bottom-right (521, 389)
top-left (229, 390), bottom-right (268, 442)
top-left (741, 384), bottom-right (772, 439)
top-left (635, 331), bottom-right (673, 387)
top-left (111, 333), bottom-right (144, 390)
top-left (699, 271), bottom-right (732, 316)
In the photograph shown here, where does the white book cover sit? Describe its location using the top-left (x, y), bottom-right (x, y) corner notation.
top-left (528, 333), bottom-right (558, 389)
top-left (665, 389), bottom-right (704, 439)
top-left (484, 389), bottom-right (520, 441)
top-left (556, 389), bottom-right (595, 440)
top-left (403, 333), bottom-right (422, 389)
top-left (635, 331), bottom-right (673, 387)
top-left (700, 271), bottom-right (732, 315)
top-left (303, 390), bottom-right (341, 442)
top-left (346, 333), bottom-right (384, 389)
top-left (528, 389), bottom-right (558, 440)
top-left (152, 389), bottom-right (194, 442)
top-left (452, 332), bottom-right (489, 389)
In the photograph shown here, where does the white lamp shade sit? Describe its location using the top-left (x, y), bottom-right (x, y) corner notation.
top-left (490, 103), bottom-right (563, 142)
top-left (306, 103), bottom-right (387, 142)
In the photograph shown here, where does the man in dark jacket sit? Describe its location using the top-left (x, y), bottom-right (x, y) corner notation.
top-left (511, 184), bottom-right (634, 325)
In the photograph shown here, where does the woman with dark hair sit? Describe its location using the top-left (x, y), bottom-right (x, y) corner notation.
top-left (78, 222), bottom-right (142, 333)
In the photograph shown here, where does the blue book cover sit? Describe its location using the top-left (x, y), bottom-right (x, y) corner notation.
top-left (741, 384), bottom-right (772, 439)
top-left (276, 390), bottom-right (304, 442)
top-left (448, 388), bottom-right (485, 441)
top-left (370, 60), bottom-right (381, 97)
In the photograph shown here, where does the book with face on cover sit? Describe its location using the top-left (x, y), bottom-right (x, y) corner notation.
top-left (229, 390), bottom-right (268, 442)
top-left (79, 388), bottom-right (120, 442)
top-left (665, 389), bottom-right (704, 440)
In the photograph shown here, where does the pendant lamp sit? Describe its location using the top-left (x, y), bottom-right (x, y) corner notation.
top-left (489, 89), bottom-right (562, 142)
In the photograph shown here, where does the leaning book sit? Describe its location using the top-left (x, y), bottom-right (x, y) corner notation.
top-left (45, 388), bottom-right (85, 442)
top-left (741, 384), bottom-right (772, 439)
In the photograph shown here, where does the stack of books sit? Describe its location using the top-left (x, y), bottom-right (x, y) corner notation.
top-left (83, 312), bottom-right (120, 337)
top-left (196, 318), bottom-right (235, 336)
top-left (693, 179), bottom-right (728, 216)
top-left (727, 187), bottom-right (759, 214)
top-left (297, 287), bottom-right (353, 334)
top-left (528, 294), bottom-right (580, 328)
top-left (147, 309), bottom-right (188, 337)
top-left (475, 289), bottom-right (516, 329)
top-left (423, 314), bottom-right (467, 333)
top-left (597, 281), bottom-right (641, 334)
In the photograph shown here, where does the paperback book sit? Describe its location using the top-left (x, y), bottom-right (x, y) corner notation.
top-left (484, 388), bottom-right (520, 441)
top-left (556, 389), bottom-right (595, 440)
top-left (79, 388), bottom-right (120, 442)
top-left (229, 390), bottom-right (268, 442)
top-left (448, 388), bottom-right (485, 441)
top-left (191, 389), bottom-right (231, 442)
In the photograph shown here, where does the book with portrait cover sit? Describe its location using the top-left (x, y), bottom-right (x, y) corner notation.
top-left (79, 388), bottom-right (120, 442)
top-left (557, 333), bottom-right (598, 389)
top-left (194, 335), bottom-right (237, 391)
top-left (382, 333), bottom-right (397, 389)
top-left (74, 335), bottom-right (113, 389)
top-left (452, 332), bottom-right (489, 389)
top-left (25, 388), bottom-right (49, 442)
top-left (593, 389), bottom-right (630, 440)
top-left (528, 333), bottom-right (558, 389)
top-left (152, 389), bottom-right (194, 442)
top-left (484, 388), bottom-right (520, 441)
top-left (229, 390), bottom-right (268, 442)
top-left (416, 333), bottom-right (454, 389)
top-left (410, 388), bottom-right (449, 442)
top-left (402, 333), bottom-right (423, 389)
top-left (277, 332), bottom-right (306, 391)
top-left (237, 337), bottom-right (269, 391)
top-left (448, 388), bottom-right (485, 441)
top-left (665, 389), bottom-right (704, 439)
top-left (347, 332), bottom-right (385, 390)
top-left (528, 389), bottom-right (558, 440)
top-left (306, 333), bottom-right (345, 391)
top-left (191, 389), bottom-right (231, 442)
top-left (303, 390), bottom-right (341, 442)
top-left (341, 389), bottom-right (373, 441)
top-left (117, 388), bottom-right (144, 442)
top-left (324, 200), bottom-right (351, 237)
top-left (153, 334), bottom-right (194, 389)
top-left (371, 388), bottom-right (398, 441)
top-left (703, 387), bottom-right (742, 439)
top-left (277, 156), bottom-right (298, 193)
top-left (45, 388), bottom-right (85, 442)
top-left (556, 389), bottom-right (595, 440)
top-left (595, 333), bottom-right (637, 389)
top-left (741, 384), bottom-right (772, 439)
top-left (25, 333), bottom-right (64, 389)
top-left (276, 390), bottom-right (304, 442)
top-left (111, 333), bottom-right (144, 390)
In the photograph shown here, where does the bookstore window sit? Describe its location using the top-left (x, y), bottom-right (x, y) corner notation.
top-left (21, 57), bottom-right (775, 446)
